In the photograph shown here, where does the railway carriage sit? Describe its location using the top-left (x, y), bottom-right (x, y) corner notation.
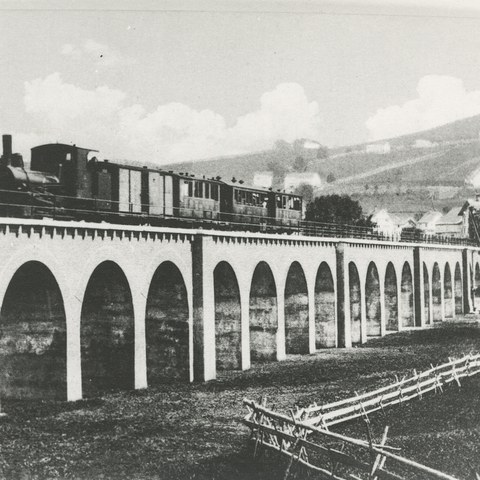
top-left (0, 134), bottom-right (304, 232)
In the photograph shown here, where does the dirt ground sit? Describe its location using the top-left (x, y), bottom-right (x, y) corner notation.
top-left (1, 320), bottom-right (479, 479)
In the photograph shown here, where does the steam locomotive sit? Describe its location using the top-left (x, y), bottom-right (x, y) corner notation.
top-left (0, 135), bottom-right (303, 231)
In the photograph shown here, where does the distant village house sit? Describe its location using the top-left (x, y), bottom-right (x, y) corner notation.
top-left (284, 172), bottom-right (322, 193)
top-left (365, 142), bottom-right (391, 154)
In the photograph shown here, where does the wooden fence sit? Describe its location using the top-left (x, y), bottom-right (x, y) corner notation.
top-left (296, 353), bottom-right (480, 428)
top-left (243, 354), bottom-right (480, 480)
top-left (244, 399), bottom-right (460, 480)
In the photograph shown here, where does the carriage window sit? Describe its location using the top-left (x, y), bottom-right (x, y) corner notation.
top-left (194, 181), bottom-right (203, 198)
top-left (66, 153), bottom-right (71, 161)
top-left (205, 182), bottom-right (210, 199)
top-left (211, 184), bottom-right (219, 201)
top-left (293, 197), bottom-right (301, 210)
top-left (186, 181), bottom-right (193, 197)
top-left (276, 195), bottom-right (282, 208)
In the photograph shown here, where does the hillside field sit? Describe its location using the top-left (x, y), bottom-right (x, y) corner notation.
top-left (0, 321), bottom-right (479, 479)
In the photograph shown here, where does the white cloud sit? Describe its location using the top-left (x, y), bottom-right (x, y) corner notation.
top-left (20, 74), bottom-right (323, 163)
top-left (61, 40), bottom-right (131, 68)
top-left (366, 75), bottom-right (480, 140)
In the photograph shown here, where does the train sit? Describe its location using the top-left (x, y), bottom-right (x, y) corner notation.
top-left (0, 134), bottom-right (303, 231)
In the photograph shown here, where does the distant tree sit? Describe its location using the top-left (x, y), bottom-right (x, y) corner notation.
top-left (294, 183), bottom-right (315, 204)
top-left (293, 155), bottom-right (309, 172)
top-left (364, 184), bottom-right (370, 192)
top-left (274, 139), bottom-right (292, 153)
top-left (326, 172), bottom-right (336, 183)
top-left (316, 145), bottom-right (329, 159)
top-left (305, 194), bottom-right (367, 225)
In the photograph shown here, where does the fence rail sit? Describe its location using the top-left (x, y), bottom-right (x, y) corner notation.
top-left (243, 354), bottom-right (480, 480)
top-left (296, 353), bottom-right (480, 428)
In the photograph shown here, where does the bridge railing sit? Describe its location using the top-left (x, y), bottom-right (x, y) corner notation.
top-left (0, 189), bottom-right (475, 246)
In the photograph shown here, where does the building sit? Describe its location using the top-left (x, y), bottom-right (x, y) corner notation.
top-left (435, 207), bottom-right (466, 238)
top-left (365, 142), bottom-right (391, 154)
top-left (253, 171), bottom-right (273, 189)
top-left (416, 210), bottom-right (443, 235)
top-left (369, 209), bottom-right (416, 237)
top-left (284, 172), bottom-right (322, 193)
top-left (413, 139), bottom-right (436, 149)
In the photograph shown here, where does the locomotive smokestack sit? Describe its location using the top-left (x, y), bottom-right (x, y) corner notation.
top-left (2, 135), bottom-right (12, 158)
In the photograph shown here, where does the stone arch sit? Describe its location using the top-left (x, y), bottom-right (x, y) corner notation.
top-left (444, 263), bottom-right (453, 319)
top-left (454, 263), bottom-right (462, 315)
top-left (365, 262), bottom-right (381, 337)
top-left (315, 262), bottom-right (336, 348)
top-left (423, 263), bottom-right (430, 324)
top-left (145, 261), bottom-right (189, 385)
top-left (81, 261), bottom-right (134, 397)
top-left (401, 262), bottom-right (414, 328)
top-left (432, 263), bottom-right (442, 322)
top-left (214, 261), bottom-right (241, 370)
top-left (349, 262), bottom-right (362, 344)
top-left (284, 261), bottom-right (309, 354)
top-left (0, 261), bottom-right (66, 399)
top-left (249, 261), bottom-right (278, 361)
top-left (384, 262), bottom-right (398, 331)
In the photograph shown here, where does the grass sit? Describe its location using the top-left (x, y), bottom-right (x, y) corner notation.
top-left (1, 322), bottom-right (480, 479)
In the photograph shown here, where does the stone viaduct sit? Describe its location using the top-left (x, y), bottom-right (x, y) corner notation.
top-left (0, 218), bottom-right (479, 401)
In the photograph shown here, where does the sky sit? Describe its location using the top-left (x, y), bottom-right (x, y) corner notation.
top-left (2, 0), bottom-right (480, 164)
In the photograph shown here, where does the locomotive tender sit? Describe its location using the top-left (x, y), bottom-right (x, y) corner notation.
top-left (0, 134), bottom-right (303, 230)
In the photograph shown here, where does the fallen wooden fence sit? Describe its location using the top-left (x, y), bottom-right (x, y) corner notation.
top-left (243, 354), bottom-right (480, 479)
top-left (296, 353), bottom-right (480, 428)
top-left (244, 399), bottom-right (460, 480)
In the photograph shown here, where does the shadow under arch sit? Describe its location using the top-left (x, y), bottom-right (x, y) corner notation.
top-left (249, 261), bottom-right (277, 362)
top-left (444, 263), bottom-right (453, 319)
top-left (81, 261), bottom-right (134, 397)
top-left (365, 262), bottom-right (381, 337)
top-left (0, 261), bottom-right (66, 399)
top-left (348, 262), bottom-right (362, 344)
top-left (384, 262), bottom-right (398, 331)
top-left (454, 263), bottom-right (462, 315)
top-left (284, 261), bottom-right (309, 354)
top-left (214, 261), bottom-right (241, 370)
top-left (401, 262), bottom-right (414, 328)
top-left (315, 261), bottom-right (336, 348)
top-left (432, 263), bottom-right (442, 322)
top-left (146, 261), bottom-right (189, 385)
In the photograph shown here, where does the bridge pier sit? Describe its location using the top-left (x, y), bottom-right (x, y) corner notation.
top-left (192, 236), bottom-right (216, 382)
top-left (336, 243), bottom-right (352, 348)
top-left (66, 301), bottom-right (82, 401)
top-left (132, 291), bottom-right (148, 390)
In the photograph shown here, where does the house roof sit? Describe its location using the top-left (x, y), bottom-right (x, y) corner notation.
top-left (391, 213), bottom-right (416, 226)
top-left (437, 207), bottom-right (463, 226)
top-left (417, 210), bottom-right (442, 224)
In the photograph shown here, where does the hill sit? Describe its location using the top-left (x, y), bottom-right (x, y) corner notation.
top-left (160, 115), bottom-right (480, 215)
